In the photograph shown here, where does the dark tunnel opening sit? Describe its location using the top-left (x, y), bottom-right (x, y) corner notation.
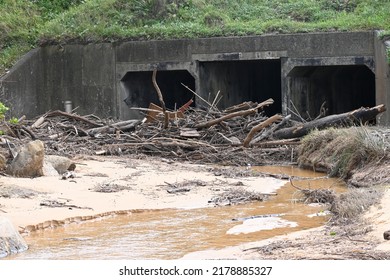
top-left (199, 59), bottom-right (282, 116)
top-left (288, 65), bottom-right (376, 120)
top-left (121, 70), bottom-right (195, 118)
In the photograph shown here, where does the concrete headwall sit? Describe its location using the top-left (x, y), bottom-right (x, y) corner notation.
top-left (1, 31), bottom-right (389, 124)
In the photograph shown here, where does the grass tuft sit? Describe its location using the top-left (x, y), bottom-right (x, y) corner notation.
top-left (329, 187), bottom-right (382, 224)
top-left (299, 126), bottom-right (389, 179)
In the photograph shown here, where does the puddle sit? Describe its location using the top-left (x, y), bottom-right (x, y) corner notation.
top-left (5, 166), bottom-right (346, 260)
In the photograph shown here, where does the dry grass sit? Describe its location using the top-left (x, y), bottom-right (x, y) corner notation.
top-left (299, 126), bottom-right (390, 180)
top-left (92, 181), bottom-right (133, 193)
top-left (329, 187), bottom-right (383, 224)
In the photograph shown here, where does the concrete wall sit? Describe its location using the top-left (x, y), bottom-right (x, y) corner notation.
top-left (1, 31), bottom-right (389, 124)
top-left (374, 32), bottom-right (390, 125)
top-left (1, 44), bottom-right (116, 118)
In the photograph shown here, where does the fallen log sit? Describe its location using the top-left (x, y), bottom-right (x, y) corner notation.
top-left (274, 104), bottom-right (386, 139)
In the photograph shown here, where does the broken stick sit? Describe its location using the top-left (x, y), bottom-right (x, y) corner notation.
top-left (243, 114), bottom-right (282, 147)
top-left (45, 110), bottom-right (103, 128)
top-left (152, 69), bottom-right (169, 129)
top-left (195, 98), bottom-right (274, 129)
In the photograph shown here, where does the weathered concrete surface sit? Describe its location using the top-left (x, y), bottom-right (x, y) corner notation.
top-left (0, 217), bottom-right (28, 258)
top-left (374, 32), bottom-right (390, 125)
top-left (1, 31), bottom-right (389, 124)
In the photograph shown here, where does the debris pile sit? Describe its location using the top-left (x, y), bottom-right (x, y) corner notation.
top-left (1, 98), bottom-right (301, 166)
top-left (209, 187), bottom-right (267, 206)
top-left (0, 76), bottom-right (386, 167)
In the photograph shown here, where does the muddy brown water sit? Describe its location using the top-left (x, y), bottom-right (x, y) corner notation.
top-left (5, 166), bottom-right (346, 260)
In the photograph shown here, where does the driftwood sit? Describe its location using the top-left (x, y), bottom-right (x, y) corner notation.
top-left (290, 178), bottom-right (336, 204)
top-left (274, 104), bottom-right (386, 139)
top-left (223, 101), bottom-right (258, 114)
top-left (195, 98), bottom-right (274, 129)
top-left (251, 114), bottom-right (291, 144)
top-left (40, 199), bottom-right (93, 210)
top-left (45, 110), bottom-right (103, 128)
top-left (86, 120), bottom-right (141, 136)
top-left (243, 114), bottom-right (282, 147)
top-left (152, 70), bottom-right (169, 129)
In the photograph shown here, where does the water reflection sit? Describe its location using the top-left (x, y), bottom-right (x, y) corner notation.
top-left (6, 166), bottom-right (345, 260)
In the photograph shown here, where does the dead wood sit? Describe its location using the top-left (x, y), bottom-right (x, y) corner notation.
top-left (40, 199), bottom-right (93, 210)
top-left (250, 138), bottom-right (301, 147)
top-left (195, 98), bottom-right (274, 129)
top-left (1, 96), bottom-right (301, 166)
top-left (223, 101), bottom-right (258, 114)
top-left (209, 187), bottom-right (267, 206)
top-left (274, 104), bottom-right (386, 139)
top-left (45, 110), bottom-right (103, 128)
top-left (152, 70), bottom-right (169, 129)
top-left (20, 125), bottom-right (37, 139)
top-left (31, 115), bottom-right (46, 128)
top-left (290, 178), bottom-right (336, 204)
top-left (86, 120), bottom-right (141, 136)
top-left (243, 114), bottom-right (283, 147)
top-left (251, 114), bottom-right (292, 143)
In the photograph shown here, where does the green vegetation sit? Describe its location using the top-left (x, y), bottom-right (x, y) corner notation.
top-left (0, 102), bottom-right (9, 120)
top-left (0, 101), bottom-right (9, 135)
top-left (1, 0), bottom-right (390, 74)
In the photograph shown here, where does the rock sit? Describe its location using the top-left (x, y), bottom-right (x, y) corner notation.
top-left (44, 155), bottom-right (76, 174)
top-left (0, 217), bottom-right (28, 258)
top-left (0, 153), bottom-right (6, 171)
top-left (6, 140), bottom-right (45, 177)
top-left (42, 161), bottom-right (59, 176)
top-left (384, 230), bottom-right (390, 240)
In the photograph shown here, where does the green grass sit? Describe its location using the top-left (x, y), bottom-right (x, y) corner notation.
top-left (1, 0), bottom-right (390, 75)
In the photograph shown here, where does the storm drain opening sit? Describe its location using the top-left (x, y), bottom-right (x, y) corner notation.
top-left (198, 59), bottom-right (282, 116)
top-left (288, 65), bottom-right (376, 120)
top-left (121, 70), bottom-right (195, 118)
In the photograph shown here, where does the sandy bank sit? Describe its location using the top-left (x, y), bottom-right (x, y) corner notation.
top-left (0, 156), bottom-right (285, 234)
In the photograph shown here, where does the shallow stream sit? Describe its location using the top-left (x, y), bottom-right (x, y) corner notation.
top-left (6, 166), bottom-right (346, 260)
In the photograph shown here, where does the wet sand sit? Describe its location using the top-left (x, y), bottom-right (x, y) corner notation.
top-left (0, 156), bottom-right (286, 233)
top-left (1, 155), bottom-right (389, 259)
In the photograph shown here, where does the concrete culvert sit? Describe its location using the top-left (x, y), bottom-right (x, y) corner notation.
top-left (121, 70), bottom-right (195, 119)
top-left (288, 65), bottom-right (375, 120)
